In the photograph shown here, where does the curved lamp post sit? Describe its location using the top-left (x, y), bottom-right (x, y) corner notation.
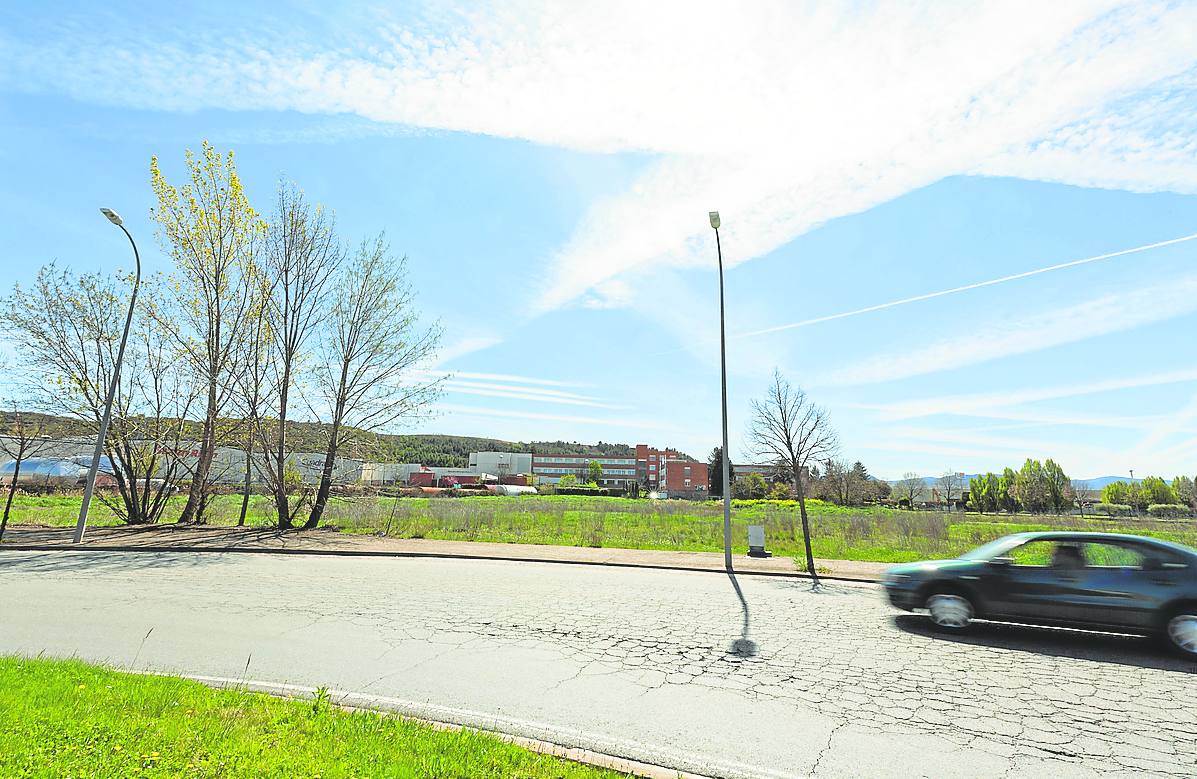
top-left (709, 211), bottom-right (733, 572)
top-left (73, 208), bottom-right (141, 544)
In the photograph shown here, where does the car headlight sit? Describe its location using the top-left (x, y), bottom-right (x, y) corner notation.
top-left (884, 572), bottom-right (911, 585)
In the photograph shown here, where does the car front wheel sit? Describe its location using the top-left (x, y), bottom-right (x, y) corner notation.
top-left (1164, 609), bottom-right (1197, 659)
top-left (926, 592), bottom-right (974, 631)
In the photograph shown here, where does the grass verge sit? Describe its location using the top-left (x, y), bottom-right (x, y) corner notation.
top-left (0, 656), bottom-right (628, 778)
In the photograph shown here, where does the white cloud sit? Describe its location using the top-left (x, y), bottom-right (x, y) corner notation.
top-left (821, 273), bottom-right (1197, 386)
top-left (440, 378), bottom-right (622, 409)
top-left (432, 335), bottom-right (501, 366)
top-left (739, 231), bottom-right (1197, 338)
top-left (435, 371), bottom-right (586, 388)
top-left (4, 1), bottom-right (1197, 315)
top-left (435, 403), bottom-right (672, 430)
top-left (865, 367), bottom-right (1197, 420)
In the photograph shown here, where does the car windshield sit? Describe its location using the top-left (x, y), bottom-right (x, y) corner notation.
top-left (959, 536), bottom-right (1030, 561)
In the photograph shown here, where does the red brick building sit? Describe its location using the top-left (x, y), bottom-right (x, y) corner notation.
top-left (635, 444), bottom-right (706, 495)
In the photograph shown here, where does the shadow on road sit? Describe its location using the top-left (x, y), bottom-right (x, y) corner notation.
top-left (726, 572), bottom-right (758, 658)
top-left (0, 550), bottom-right (227, 574)
top-left (893, 614), bottom-right (1196, 674)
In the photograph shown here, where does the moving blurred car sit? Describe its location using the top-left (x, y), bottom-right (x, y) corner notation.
top-left (883, 532), bottom-right (1197, 659)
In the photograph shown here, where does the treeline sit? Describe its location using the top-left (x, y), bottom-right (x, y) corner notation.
top-left (1100, 476), bottom-right (1197, 516)
top-left (723, 456), bottom-right (891, 505)
top-left (3, 142), bottom-right (441, 531)
top-left (965, 459), bottom-right (1072, 514)
top-left (0, 411), bottom-right (647, 470)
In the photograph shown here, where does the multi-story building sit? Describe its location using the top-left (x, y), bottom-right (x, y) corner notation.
top-left (532, 453), bottom-right (638, 486)
top-left (634, 444), bottom-right (704, 493)
top-left (468, 451), bottom-right (533, 478)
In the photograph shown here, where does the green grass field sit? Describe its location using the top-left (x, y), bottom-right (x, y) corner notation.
top-left (6, 492), bottom-right (1197, 564)
top-left (0, 656), bottom-right (626, 778)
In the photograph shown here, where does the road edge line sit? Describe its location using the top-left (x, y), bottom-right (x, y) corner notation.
top-left (0, 543), bottom-right (880, 584)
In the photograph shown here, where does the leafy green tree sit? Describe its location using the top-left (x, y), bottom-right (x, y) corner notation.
top-left (587, 459), bottom-right (603, 484)
top-left (1173, 476), bottom-right (1197, 510)
top-left (999, 467), bottom-right (1019, 512)
top-left (556, 474), bottom-right (578, 488)
top-left (1014, 459), bottom-right (1050, 513)
top-left (707, 446), bottom-right (734, 498)
top-left (1043, 459), bottom-right (1072, 514)
top-left (733, 472), bottom-right (769, 499)
top-left (968, 477), bottom-right (985, 513)
top-left (1139, 476), bottom-right (1175, 507)
top-left (151, 142), bottom-right (265, 525)
top-left (1102, 481), bottom-right (1136, 508)
top-left (969, 474), bottom-right (1000, 513)
top-left (768, 481), bottom-right (793, 500)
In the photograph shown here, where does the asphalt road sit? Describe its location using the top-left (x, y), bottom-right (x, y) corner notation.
top-left (2, 550), bottom-right (1194, 778)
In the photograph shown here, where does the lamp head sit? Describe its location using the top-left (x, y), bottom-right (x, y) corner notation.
top-left (708, 211), bottom-right (721, 230)
top-left (100, 207), bottom-right (123, 226)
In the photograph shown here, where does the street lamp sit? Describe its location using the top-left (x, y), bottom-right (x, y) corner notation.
top-left (710, 211), bottom-right (732, 572)
top-left (73, 208), bottom-right (141, 543)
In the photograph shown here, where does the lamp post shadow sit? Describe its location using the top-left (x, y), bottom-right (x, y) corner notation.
top-left (726, 571), bottom-right (758, 658)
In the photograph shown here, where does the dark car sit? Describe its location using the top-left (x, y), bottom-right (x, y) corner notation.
top-left (883, 531), bottom-right (1197, 658)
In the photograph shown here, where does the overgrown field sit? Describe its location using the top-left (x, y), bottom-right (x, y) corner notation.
top-left (0, 656), bottom-right (625, 778)
top-left (6, 493), bottom-right (1197, 563)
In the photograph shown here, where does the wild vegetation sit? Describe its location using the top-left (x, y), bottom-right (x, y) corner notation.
top-left (7, 493), bottom-right (1196, 565)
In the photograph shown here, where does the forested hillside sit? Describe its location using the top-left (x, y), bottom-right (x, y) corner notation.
top-left (0, 411), bottom-right (662, 467)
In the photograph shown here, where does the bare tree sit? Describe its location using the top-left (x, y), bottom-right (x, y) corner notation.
top-left (747, 370), bottom-right (838, 583)
top-left (822, 458), bottom-right (852, 505)
top-left (3, 266), bottom-right (194, 525)
top-left (1073, 480), bottom-right (1091, 517)
top-left (229, 267), bottom-right (276, 527)
top-left (896, 472), bottom-right (925, 508)
top-left (305, 236), bottom-right (442, 529)
top-left (0, 405), bottom-right (54, 542)
top-left (937, 470), bottom-right (961, 511)
top-left (257, 182), bottom-right (342, 530)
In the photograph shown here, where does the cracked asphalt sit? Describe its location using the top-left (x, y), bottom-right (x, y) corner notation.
top-left (2, 550), bottom-right (1193, 778)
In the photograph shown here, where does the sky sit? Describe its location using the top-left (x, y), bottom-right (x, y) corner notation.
top-left (2, 0), bottom-right (1197, 480)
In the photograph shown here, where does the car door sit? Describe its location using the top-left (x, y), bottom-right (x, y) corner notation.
top-left (980, 539), bottom-right (1087, 624)
top-left (1072, 541), bottom-right (1179, 630)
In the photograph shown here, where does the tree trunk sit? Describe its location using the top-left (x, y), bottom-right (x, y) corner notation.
top-left (238, 435), bottom-right (253, 527)
top-left (1, 460), bottom-right (21, 543)
top-left (794, 475), bottom-right (819, 585)
top-left (178, 386), bottom-right (218, 524)
top-left (304, 419), bottom-right (342, 530)
top-left (274, 369), bottom-right (292, 530)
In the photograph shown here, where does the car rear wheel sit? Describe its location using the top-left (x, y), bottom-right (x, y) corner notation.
top-left (926, 592), bottom-right (974, 631)
top-left (1164, 609), bottom-right (1197, 659)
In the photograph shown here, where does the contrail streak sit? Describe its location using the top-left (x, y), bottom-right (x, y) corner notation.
top-left (739, 231), bottom-right (1197, 338)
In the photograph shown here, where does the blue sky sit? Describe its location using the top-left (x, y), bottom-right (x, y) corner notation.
top-left (3, 1), bottom-right (1197, 480)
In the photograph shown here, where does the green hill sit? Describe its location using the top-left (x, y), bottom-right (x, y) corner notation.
top-left (0, 411), bottom-right (690, 468)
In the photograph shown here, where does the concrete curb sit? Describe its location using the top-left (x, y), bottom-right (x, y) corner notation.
top-left (0, 543), bottom-right (881, 584)
top-left (182, 673), bottom-right (804, 779)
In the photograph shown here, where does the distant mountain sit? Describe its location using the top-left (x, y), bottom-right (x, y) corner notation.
top-left (1077, 476), bottom-right (1142, 489)
top-left (885, 473), bottom-right (1141, 489)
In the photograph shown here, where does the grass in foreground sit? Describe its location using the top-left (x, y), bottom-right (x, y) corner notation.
top-left (7, 493), bottom-right (1197, 565)
top-left (0, 656), bottom-right (627, 779)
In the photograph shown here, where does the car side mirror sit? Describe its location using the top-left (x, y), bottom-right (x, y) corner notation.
top-left (989, 557), bottom-right (1012, 568)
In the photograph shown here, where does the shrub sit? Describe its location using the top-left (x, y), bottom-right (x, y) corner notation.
top-left (1147, 503), bottom-right (1190, 518)
top-left (1093, 502), bottom-right (1133, 517)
